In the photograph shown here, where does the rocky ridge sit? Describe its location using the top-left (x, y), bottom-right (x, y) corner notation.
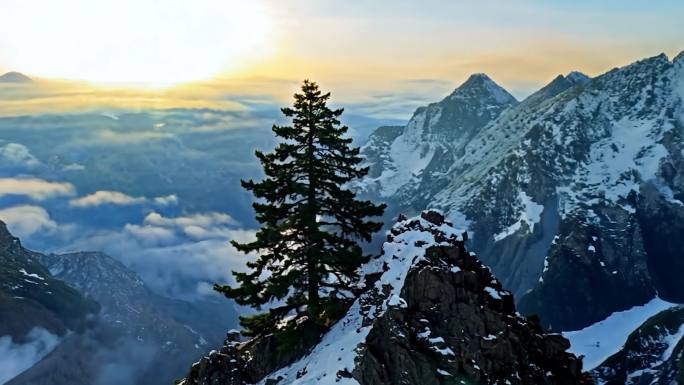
top-left (181, 211), bottom-right (593, 385)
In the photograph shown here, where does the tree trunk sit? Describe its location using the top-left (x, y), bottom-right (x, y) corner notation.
top-left (306, 103), bottom-right (320, 322)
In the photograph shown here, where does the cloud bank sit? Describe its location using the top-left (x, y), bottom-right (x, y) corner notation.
top-left (0, 178), bottom-right (75, 201)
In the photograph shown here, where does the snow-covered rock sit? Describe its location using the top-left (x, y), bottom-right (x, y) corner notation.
top-left (181, 211), bottom-right (593, 385)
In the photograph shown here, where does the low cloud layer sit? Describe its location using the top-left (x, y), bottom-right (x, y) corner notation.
top-left (63, 211), bottom-right (256, 299)
top-left (0, 205), bottom-right (256, 300)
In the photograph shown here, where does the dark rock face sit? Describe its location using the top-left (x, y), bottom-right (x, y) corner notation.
top-left (593, 306), bottom-right (684, 385)
top-left (180, 212), bottom-right (593, 385)
top-left (182, 330), bottom-right (312, 385)
top-left (518, 205), bottom-right (655, 331)
top-left (354, 238), bottom-right (590, 385)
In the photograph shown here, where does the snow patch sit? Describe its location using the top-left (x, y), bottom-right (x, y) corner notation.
top-left (484, 286), bottom-right (502, 300)
top-left (494, 191), bottom-right (543, 241)
top-left (19, 268), bottom-right (45, 281)
top-left (564, 297), bottom-right (678, 369)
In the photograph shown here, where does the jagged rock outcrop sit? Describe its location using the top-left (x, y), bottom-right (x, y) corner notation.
top-left (181, 211), bottom-right (593, 385)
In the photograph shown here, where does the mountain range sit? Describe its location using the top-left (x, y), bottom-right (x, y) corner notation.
top-left (359, 51), bottom-right (684, 331)
top-left (0, 221), bottom-right (237, 385)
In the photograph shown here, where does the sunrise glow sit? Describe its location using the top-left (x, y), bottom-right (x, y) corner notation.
top-left (0, 0), bottom-right (276, 86)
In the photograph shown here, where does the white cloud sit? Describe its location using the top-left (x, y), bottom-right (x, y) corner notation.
top-left (123, 224), bottom-right (178, 247)
top-left (0, 177), bottom-right (75, 200)
top-left (152, 194), bottom-right (178, 206)
top-left (69, 191), bottom-right (179, 208)
top-left (143, 211), bottom-right (236, 228)
top-left (0, 205), bottom-right (58, 239)
top-left (60, 211), bottom-right (254, 299)
top-left (62, 163), bottom-right (86, 172)
top-left (69, 191), bottom-right (147, 207)
top-left (0, 143), bottom-right (41, 166)
top-left (0, 328), bottom-right (60, 385)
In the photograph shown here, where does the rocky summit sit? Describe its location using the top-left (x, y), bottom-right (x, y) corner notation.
top-left (181, 211), bottom-right (593, 385)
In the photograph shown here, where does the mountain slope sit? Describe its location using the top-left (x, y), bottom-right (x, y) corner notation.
top-left (0, 222), bottom-right (98, 339)
top-left (593, 305), bottom-right (684, 384)
top-left (8, 250), bottom-right (237, 385)
top-left (0, 221), bottom-right (99, 383)
top-left (181, 211), bottom-right (593, 385)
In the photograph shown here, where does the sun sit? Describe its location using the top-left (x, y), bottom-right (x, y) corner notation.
top-left (0, 0), bottom-right (276, 86)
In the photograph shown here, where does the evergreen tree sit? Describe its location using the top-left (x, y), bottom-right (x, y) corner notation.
top-left (215, 80), bottom-right (385, 337)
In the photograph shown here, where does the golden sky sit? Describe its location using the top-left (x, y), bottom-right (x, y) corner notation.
top-left (0, 0), bottom-right (682, 114)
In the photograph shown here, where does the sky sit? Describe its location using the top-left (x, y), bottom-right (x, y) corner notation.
top-left (0, 0), bottom-right (682, 105)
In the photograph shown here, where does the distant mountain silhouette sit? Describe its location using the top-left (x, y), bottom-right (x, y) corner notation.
top-left (0, 71), bottom-right (32, 83)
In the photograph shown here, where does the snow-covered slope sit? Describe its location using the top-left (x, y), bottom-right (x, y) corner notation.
top-left (182, 211), bottom-right (593, 385)
top-left (592, 304), bottom-right (684, 384)
top-left (564, 297), bottom-right (678, 370)
top-left (359, 51), bottom-right (684, 333)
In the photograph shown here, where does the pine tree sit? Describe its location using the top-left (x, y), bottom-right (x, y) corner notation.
top-left (215, 80), bottom-right (386, 338)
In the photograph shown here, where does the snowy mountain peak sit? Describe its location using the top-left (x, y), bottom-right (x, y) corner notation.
top-left (359, 73), bottom-right (519, 199)
top-left (447, 72), bottom-right (518, 104)
top-left (565, 71), bottom-right (590, 85)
